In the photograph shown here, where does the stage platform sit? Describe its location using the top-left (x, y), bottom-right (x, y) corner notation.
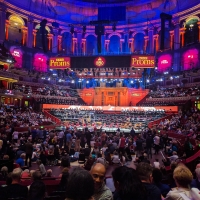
top-left (43, 104), bottom-right (178, 112)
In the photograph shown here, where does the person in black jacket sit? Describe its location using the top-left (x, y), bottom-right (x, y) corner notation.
top-left (136, 162), bottom-right (162, 200)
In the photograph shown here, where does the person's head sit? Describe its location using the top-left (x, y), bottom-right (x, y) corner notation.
top-left (32, 171), bottom-right (42, 181)
top-left (36, 160), bottom-right (42, 165)
top-left (173, 164), bottom-right (193, 188)
top-left (46, 169), bottom-right (52, 177)
top-left (11, 168), bottom-right (22, 183)
top-left (66, 168), bottom-right (94, 200)
top-left (1, 166), bottom-right (8, 174)
top-left (172, 151), bottom-right (177, 155)
top-left (152, 168), bottom-right (163, 184)
top-left (170, 161), bottom-right (178, 172)
top-left (90, 163), bottom-right (106, 191)
top-left (29, 181), bottom-right (46, 200)
top-left (195, 168), bottom-right (200, 179)
top-left (196, 164), bottom-right (200, 169)
top-left (112, 166), bottom-right (147, 200)
top-left (136, 162), bottom-right (153, 183)
top-left (3, 155), bottom-right (9, 160)
top-left (20, 153), bottom-right (26, 159)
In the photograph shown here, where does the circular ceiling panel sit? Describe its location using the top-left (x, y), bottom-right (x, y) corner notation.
top-left (54, 6), bottom-right (68, 15)
top-left (138, 10), bottom-right (156, 19)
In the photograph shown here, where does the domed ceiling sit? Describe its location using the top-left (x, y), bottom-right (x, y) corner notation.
top-left (5, 0), bottom-right (200, 25)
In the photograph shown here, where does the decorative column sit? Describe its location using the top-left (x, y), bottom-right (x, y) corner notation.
top-left (5, 20), bottom-right (9, 41)
top-left (144, 36), bottom-right (149, 52)
top-left (197, 21), bottom-right (200, 42)
top-left (124, 32), bottom-right (129, 53)
top-left (32, 29), bottom-right (37, 47)
top-left (72, 37), bottom-right (77, 55)
top-left (180, 27), bottom-right (186, 47)
top-left (47, 34), bottom-right (53, 51)
top-left (22, 26), bottom-right (28, 46)
top-left (129, 38), bottom-right (134, 53)
top-left (26, 17), bottom-right (34, 48)
top-left (169, 30), bottom-right (174, 50)
top-left (148, 28), bottom-right (154, 54)
top-left (105, 39), bottom-right (110, 53)
top-left (153, 34), bottom-right (159, 52)
top-left (174, 21), bottom-right (180, 50)
top-left (52, 28), bottom-right (58, 53)
top-left (120, 39), bottom-right (124, 52)
top-left (77, 32), bottom-right (82, 54)
top-left (57, 35), bottom-right (62, 52)
top-left (0, 4), bottom-right (6, 43)
top-left (81, 38), bottom-right (86, 55)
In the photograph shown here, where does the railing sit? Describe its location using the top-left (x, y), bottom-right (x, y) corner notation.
top-left (43, 110), bottom-right (61, 125)
top-left (148, 114), bottom-right (174, 129)
top-left (146, 96), bottom-right (191, 102)
top-left (0, 70), bottom-right (19, 80)
top-left (33, 94), bottom-right (77, 101)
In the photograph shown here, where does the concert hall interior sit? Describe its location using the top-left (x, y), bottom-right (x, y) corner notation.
top-left (1, 0), bottom-right (200, 200)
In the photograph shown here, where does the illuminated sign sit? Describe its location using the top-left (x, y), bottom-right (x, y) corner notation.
top-left (49, 57), bottom-right (70, 69)
top-left (130, 55), bottom-right (155, 68)
top-left (85, 93), bottom-right (92, 96)
top-left (161, 60), bottom-right (169, 64)
top-left (132, 93), bottom-right (141, 96)
top-left (12, 50), bottom-right (20, 57)
top-left (94, 57), bottom-right (106, 67)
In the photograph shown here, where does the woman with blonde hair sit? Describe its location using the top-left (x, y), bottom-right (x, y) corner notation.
top-left (165, 164), bottom-right (193, 200)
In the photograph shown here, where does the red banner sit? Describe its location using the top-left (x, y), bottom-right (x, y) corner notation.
top-left (130, 55), bottom-right (155, 68)
top-left (49, 57), bottom-right (70, 69)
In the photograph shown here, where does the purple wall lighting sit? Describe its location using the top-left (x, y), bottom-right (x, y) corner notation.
top-left (33, 53), bottom-right (48, 72)
top-left (183, 49), bottom-right (199, 70)
top-left (158, 54), bottom-right (172, 72)
top-left (10, 46), bottom-right (23, 68)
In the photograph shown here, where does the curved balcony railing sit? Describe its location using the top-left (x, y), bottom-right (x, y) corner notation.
top-left (146, 96), bottom-right (191, 102)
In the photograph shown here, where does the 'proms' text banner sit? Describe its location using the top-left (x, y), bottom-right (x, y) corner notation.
top-left (130, 55), bottom-right (155, 68)
top-left (49, 57), bottom-right (70, 69)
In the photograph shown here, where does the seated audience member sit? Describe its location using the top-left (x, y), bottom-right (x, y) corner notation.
top-left (16, 153), bottom-right (25, 167)
top-left (112, 166), bottom-right (147, 200)
top-left (168, 151), bottom-right (178, 162)
top-left (96, 153), bottom-right (107, 167)
top-left (58, 168), bottom-right (69, 191)
top-left (32, 171), bottom-right (42, 181)
top-left (21, 169), bottom-right (31, 179)
top-left (29, 180), bottom-right (46, 200)
top-left (165, 164), bottom-right (193, 200)
top-left (90, 163), bottom-right (113, 200)
top-left (84, 155), bottom-right (96, 171)
top-left (61, 154), bottom-right (70, 168)
top-left (152, 168), bottom-right (170, 197)
top-left (191, 166), bottom-right (200, 190)
top-left (154, 159), bottom-right (161, 169)
top-left (0, 168), bottom-right (28, 200)
top-left (66, 168), bottom-right (94, 200)
top-left (36, 160), bottom-right (46, 176)
top-left (112, 151), bottom-right (120, 164)
top-left (46, 169), bottom-right (53, 177)
top-left (0, 166), bottom-right (8, 180)
top-left (136, 162), bottom-right (162, 200)
top-left (84, 146), bottom-right (91, 158)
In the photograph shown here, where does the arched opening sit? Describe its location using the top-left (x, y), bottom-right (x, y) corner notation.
top-left (86, 35), bottom-right (96, 55)
top-left (185, 18), bottom-right (198, 46)
top-left (8, 15), bottom-right (25, 44)
top-left (35, 24), bottom-right (50, 50)
top-left (62, 32), bottom-right (72, 55)
top-left (109, 35), bottom-right (120, 54)
top-left (134, 33), bottom-right (144, 53)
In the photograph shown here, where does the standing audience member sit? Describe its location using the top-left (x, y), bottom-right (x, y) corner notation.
top-left (25, 139), bottom-right (33, 167)
top-left (112, 166), bottom-right (147, 200)
top-left (152, 168), bottom-right (170, 197)
top-left (90, 163), bottom-right (113, 200)
top-left (136, 162), bottom-right (162, 200)
top-left (66, 168), bottom-right (94, 200)
top-left (165, 164), bottom-right (193, 199)
top-left (0, 168), bottom-right (28, 200)
top-left (29, 180), bottom-right (46, 200)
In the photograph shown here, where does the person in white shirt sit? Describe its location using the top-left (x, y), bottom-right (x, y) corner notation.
top-left (168, 151), bottom-right (179, 162)
top-left (112, 151), bottom-right (120, 164)
top-left (154, 134), bottom-right (160, 155)
top-left (153, 159), bottom-right (160, 169)
top-left (12, 131), bottom-right (19, 142)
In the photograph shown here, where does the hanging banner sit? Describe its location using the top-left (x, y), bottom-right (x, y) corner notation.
top-left (49, 57), bottom-right (70, 69)
top-left (130, 55), bottom-right (155, 68)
